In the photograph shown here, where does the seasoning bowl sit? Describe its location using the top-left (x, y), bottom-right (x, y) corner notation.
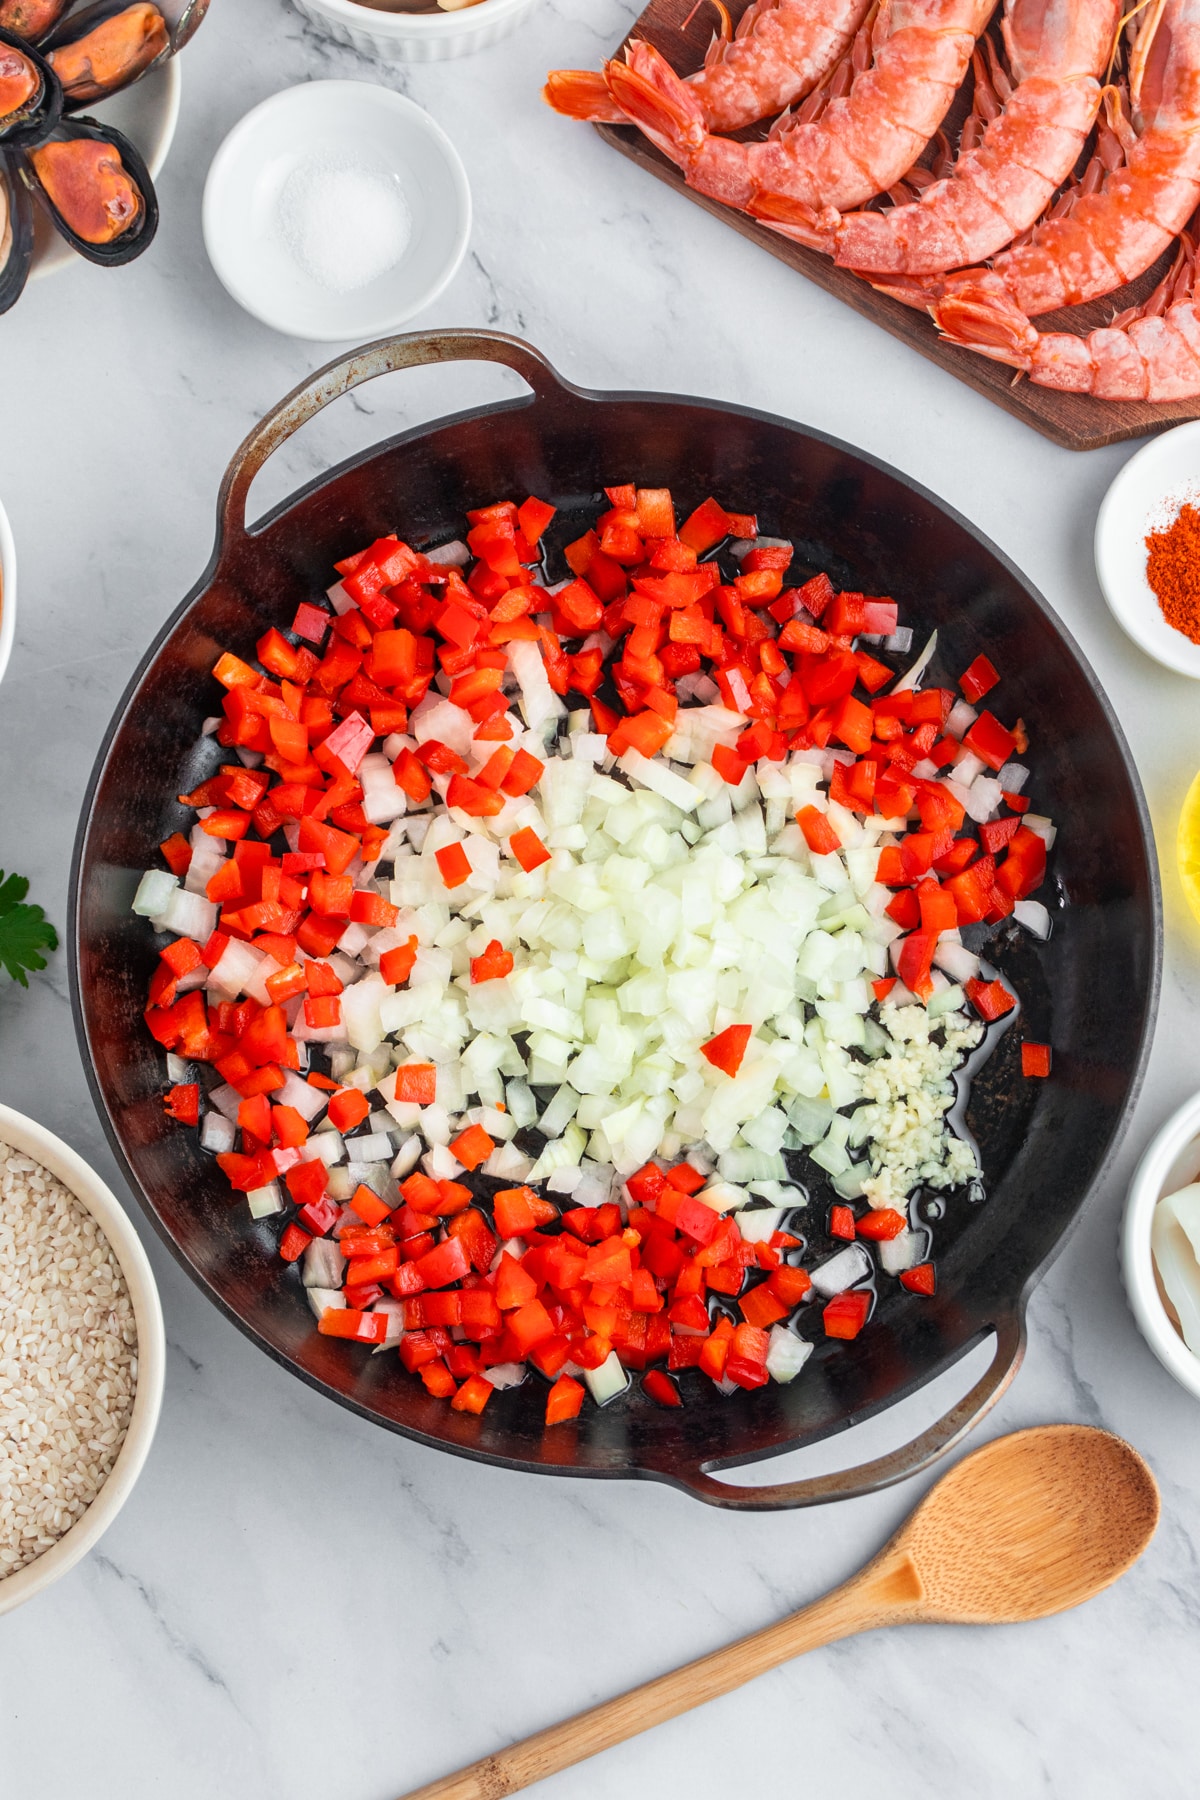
top-left (1121, 1090), bottom-right (1200, 1404)
top-left (1095, 420), bottom-right (1200, 679)
top-left (289, 0), bottom-right (542, 63)
top-left (202, 81), bottom-right (471, 342)
top-left (29, 58), bottom-right (181, 285)
top-left (0, 1104), bottom-right (165, 1617)
top-left (0, 493), bottom-right (15, 686)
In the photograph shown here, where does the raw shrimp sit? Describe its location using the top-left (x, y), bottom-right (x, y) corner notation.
top-left (601, 0), bottom-right (999, 218)
top-left (791, 0), bottom-right (1122, 272)
top-left (544, 0), bottom-right (874, 135)
top-left (935, 223), bottom-right (1200, 396)
top-left (922, 0), bottom-right (1200, 340)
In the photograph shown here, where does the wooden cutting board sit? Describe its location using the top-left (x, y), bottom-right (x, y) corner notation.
top-left (591, 0), bottom-right (1199, 450)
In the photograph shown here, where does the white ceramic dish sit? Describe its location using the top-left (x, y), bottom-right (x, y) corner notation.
top-left (29, 59), bottom-right (182, 283)
top-left (0, 494), bottom-right (14, 686)
top-left (0, 1104), bottom-right (165, 1617)
top-left (1095, 420), bottom-right (1200, 679)
top-left (202, 81), bottom-right (471, 342)
top-left (290, 0), bottom-right (540, 62)
top-left (1122, 1090), bottom-right (1200, 1404)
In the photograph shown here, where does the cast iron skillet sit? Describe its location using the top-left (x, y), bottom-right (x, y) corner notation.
top-left (70, 330), bottom-right (1161, 1509)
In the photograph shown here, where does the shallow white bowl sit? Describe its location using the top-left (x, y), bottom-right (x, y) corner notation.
top-left (0, 1104), bottom-right (165, 1617)
top-left (202, 81), bottom-right (471, 342)
top-left (1095, 420), bottom-right (1200, 679)
top-left (291, 0), bottom-right (541, 63)
top-left (29, 59), bottom-right (182, 283)
top-left (0, 494), bottom-right (14, 686)
top-left (1121, 1090), bottom-right (1200, 1404)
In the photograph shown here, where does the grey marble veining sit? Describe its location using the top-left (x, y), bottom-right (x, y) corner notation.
top-left (2, 1), bottom-right (1200, 1794)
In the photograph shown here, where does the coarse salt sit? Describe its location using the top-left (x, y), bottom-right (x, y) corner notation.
top-left (278, 154), bottom-right (412, 295)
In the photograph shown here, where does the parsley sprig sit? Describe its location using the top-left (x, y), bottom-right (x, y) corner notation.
top-left (0, 870), bottom-right (58, 987)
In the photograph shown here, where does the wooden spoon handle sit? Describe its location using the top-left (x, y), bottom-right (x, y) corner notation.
top-left (398, 1556), bottom-right (919, 1800)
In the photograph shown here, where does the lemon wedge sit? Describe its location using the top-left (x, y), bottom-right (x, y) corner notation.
top-left (1177, 769), bottom-right (1200, 923)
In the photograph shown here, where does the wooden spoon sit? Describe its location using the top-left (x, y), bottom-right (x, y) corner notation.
top-left (399, 1426), bottom-right (1158, 1800)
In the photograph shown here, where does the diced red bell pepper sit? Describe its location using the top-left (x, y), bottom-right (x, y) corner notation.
top-left (1022, 1042), bottom-right (1052, 1078)
top-left (642, 1369), bottom-right (683, 1408)
top-left (470, 939), bottom-right (514, 982)
top-left (380, 937), bottom-right (419, 986)
top-left (964, 976), bottom-right (1016, 1022)
top-left (492, 1186), bottom-right (558, 1238)
top-left (701, 1024), bottom-right (752, 1078)
top-left (900, 1263), bottom-right (937, 1295)
top-left (546, 1373), bottom-right (585, 1424)
top-left (414, 1237), bottom-right (472, 1290)
top-left (319, 1307), bottom-right (388, 1344)
top-left (328, 1088), bottom-right (370, 1132)
top-left (796, 805), bottom-right (840, 855)
top-left (963, 710), bottom-right (1017, 772)
top-left (822, 1291), bottom-right (871, 1339)
top-left (279, 1221), bottom-right (312, 1263)
top-left (449, 1123), bottom-right (494, 1171)
top-left (960, 654), bottom-right (999, 703)
top-left (829, 1205), bottom-right (856, 1241)
top-left (856, 1208), bottom-right (908, 1241)
top-left (896, 931), bottom-right (938, 1004)
top-left (435, 842), bottom-right (472, 889)
top-left (393, 1063), bottom-right (437, 1106)
top-left (739, 1284), bottom-right (790, 1330)
top-left (163, 1083), bottom-right (200, 1126)
top-left (509, 827), bottom-right (550, 872)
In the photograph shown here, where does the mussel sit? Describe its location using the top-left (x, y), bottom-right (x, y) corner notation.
top-left (44, 1), bottom-right (168, 107)
top-left (0, 146), bottom-right (33, 311)
top-left (0, 24), bottom-right (60, 144)
top-left (0, 0), bottom-right (71, 41)
top-left (23, 115), bottom-right (156, 262)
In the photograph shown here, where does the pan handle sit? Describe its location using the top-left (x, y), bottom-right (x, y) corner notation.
top-left (651, 1308), bottom-right (1026, 1511)
top-left (216, 330), bottom-right (569, 544)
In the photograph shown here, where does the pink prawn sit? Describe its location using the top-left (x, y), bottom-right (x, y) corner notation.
top-left (934, 223), bottom-right (1200, 396)
top-left (922, 0), bottom-right (1200, 347)
top-left (782, 0), bottom-right (1122, 273)
top-left (598, 0), bottom-right (999, 220)
top-left (544, 0), bottom-right (874, 135)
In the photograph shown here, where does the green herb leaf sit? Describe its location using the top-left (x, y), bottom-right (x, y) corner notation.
top-left (0, 869), bottom-right (59, 988)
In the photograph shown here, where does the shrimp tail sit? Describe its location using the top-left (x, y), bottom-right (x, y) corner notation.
top-left (604, 42), bottom-right (708, 162)
top-left (543, 70), bottom-right (628, 123)
top-left (868, 274), bottom-right (949, 310)
top-left (745, 191), bottom-right (838, 251)
top-left (931, 281), bottom-right (1040, 369)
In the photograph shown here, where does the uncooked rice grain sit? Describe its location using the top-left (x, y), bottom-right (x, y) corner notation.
top-left (0, 1139), bottom-right (137, 1577)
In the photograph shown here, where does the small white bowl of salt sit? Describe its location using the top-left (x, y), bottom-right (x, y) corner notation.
top-left (203, 81), bottom-right (471, 341)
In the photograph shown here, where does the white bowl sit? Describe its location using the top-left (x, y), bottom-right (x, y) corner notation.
top-left (0, 1104), bottom-right (165, 1617)
top-left (1121, 1090), bottom-right (1200, 1404)
top-left (1095, 420), bottom-right (1200, 679)
top-left (0, 494), bottom-right (14, 686)
top-left (202, 81), bottom-right (471, 342)
top-left (29, 58), bottom-right (182, 283)
top-left (290, 0), bottom-right (541, 62)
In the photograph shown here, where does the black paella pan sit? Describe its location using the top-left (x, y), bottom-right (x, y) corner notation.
top-left (70, 330), bottom-right (1161, 1509)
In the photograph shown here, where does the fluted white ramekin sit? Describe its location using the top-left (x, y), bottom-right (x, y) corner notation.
top-left (291, 0), bottom-right (541, 61)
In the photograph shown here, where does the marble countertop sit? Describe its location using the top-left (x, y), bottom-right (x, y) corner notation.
top-left (3, 1), bottom-right (1200, 1793)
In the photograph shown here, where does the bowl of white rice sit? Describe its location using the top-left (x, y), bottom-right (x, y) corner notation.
top-left (0, 1103), bottom-right (164, 1615)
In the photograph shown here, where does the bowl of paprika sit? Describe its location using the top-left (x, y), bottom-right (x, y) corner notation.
top-left (1096, 420), bottom-right (1200, 679)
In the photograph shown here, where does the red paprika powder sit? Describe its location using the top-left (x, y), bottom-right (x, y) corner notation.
top-left (1146, 502), bottom-right (1200, 643)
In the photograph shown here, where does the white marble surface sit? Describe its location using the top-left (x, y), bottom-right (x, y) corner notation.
top-left (3, 1), bottom-right (1200, 1793)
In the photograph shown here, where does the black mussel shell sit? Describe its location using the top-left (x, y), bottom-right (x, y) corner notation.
top-left (42, 0), bottom-right (174, 110)
top-left (0, 0), bottom-right (71, 45)
top-left (0, 23), bottom-right (61, 145)
top-left (0, 145), bottom-right (33, 311)
top-left (22, 113), bottom-right (156, 265)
